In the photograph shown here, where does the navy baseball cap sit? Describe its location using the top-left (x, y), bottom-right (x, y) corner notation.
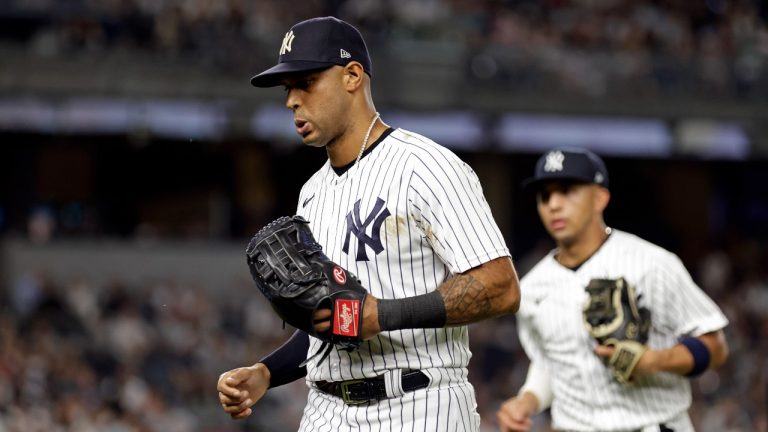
top-left (250, 17), bottom-right (372, 88)
top-left (523, 147), bottom-right (609, 190)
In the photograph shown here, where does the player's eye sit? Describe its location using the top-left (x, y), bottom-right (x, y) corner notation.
top-left (282, 78), bottom-right (312, 92)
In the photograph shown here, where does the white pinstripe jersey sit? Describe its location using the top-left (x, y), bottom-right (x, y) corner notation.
top-left (296, 128), bottom-right (510, 384)
top-left (517, 229), bottom-right (728, 432)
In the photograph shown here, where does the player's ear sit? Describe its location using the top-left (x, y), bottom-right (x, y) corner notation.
top-left (594, 186), bottom-right (610, 213)
top-left (342, 62), bottom-right (365, 91)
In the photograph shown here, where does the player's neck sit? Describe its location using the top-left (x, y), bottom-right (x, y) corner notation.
top-left (556, 224), bottom-right (611, 269)
top-left (326, 111), bottom-right (383, 168)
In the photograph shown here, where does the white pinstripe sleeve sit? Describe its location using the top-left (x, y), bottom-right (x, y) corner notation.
top-left (406, 154), bottom-right (509, 274)
top-left (653, 253), bottom-right (729, 337)
top-left (516, 273), bottom-right (548, 362)
top-left (517, 307), bottom-right (547, 364)
top-left (519, 360), bottom-right (554, 412)
top-left (516, 303), bottom-right (554, 410)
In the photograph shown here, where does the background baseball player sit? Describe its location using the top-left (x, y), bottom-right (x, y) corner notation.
top-left (217, 17), bottom-right (521, 431)
top-left (496, 147), bottom-right (729, 432)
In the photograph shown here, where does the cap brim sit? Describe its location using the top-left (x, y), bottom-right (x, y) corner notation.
top-left (250, 61), bottom-right (335, 87)
top-left (521, 176), bottom-right (593, 191)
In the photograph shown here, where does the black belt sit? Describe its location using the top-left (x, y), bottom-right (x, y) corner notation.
top-left (629, 424), bottom-right (674, 432)
top-left (314, 370), bottom-right (430, 405)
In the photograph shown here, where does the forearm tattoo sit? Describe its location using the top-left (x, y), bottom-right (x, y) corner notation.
top-left (439, 273), bottom-right (492, 325)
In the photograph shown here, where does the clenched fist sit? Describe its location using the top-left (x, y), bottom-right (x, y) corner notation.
top-left (217, 363), bottom-right (270, 419)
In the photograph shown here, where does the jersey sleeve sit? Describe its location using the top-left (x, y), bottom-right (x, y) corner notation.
top-left (406, 153), bottom-right (510, 273)
top-left (516, 294), bottom-right (548, 364)
top-left (650, 253), bottom-right (729, 337)
top-left (519, 358), bottom-right (554, 412)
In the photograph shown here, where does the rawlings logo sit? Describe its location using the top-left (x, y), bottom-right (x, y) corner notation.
top-left (332, 266), bottom-right (347, 284)
top-left (333, 299), bottom-right (360, 337)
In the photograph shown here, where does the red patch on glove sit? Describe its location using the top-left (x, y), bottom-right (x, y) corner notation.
top-left (333, 299), bottom-right (360, 337)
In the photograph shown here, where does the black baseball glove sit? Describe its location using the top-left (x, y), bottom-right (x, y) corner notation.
top-left (583, 277), bottom-right (651, 384)
top-left (246, 215), bottom-right (368, 364)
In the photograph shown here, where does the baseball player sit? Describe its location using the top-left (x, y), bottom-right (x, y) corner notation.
top-left (496, 148), bottom-right (729, 432)
top-left (217, 17), bottom-right (521, 431)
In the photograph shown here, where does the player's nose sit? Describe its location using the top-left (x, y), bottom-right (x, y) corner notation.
top-left (545, 192), bottom-right (565, 210)
top-left (285, 89), bottom-right (300, 111)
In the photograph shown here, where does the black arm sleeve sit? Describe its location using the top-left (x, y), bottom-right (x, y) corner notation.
top-left (259, 330), bottom-right (309, 388)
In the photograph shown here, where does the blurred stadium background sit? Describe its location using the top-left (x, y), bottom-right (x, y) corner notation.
top-left (1, 0), bottom-right (767, 431)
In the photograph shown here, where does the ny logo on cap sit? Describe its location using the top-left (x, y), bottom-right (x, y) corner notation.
top-left (280, 30), bottom-right (295, 55)
top-left (544, 151), bottom-right (565, 172)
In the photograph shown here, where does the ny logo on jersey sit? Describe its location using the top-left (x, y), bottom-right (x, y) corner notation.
top-left (280, 30), bottom-right (295, 55)
top-left (342, 198), bottom-right (391, 261)
top-left (544, 150), bottom-right (565, 172)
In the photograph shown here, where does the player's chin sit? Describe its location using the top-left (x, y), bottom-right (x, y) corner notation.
top-left (549, 228), bottom-right (574, 244)
top-left (301, 131), bottom-right (325, 148)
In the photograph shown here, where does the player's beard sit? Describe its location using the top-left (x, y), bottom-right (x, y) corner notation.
top-left (302, 129), bottom-right (329, 148)
top-left (303, 122), bottom-right (341, 149)
top-left (304, 138), bottom-right (326, 148)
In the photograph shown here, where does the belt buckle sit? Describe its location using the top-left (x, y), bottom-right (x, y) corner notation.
top-left (339, 379), bottom-right (368, 405)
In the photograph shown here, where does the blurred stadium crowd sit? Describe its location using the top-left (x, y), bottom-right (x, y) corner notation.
top-left (0, 237), bottom-right (765, 431)
top-left (1, 0), bottom-right (766, 97)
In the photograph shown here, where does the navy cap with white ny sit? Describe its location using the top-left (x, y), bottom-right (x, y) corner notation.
top-left (523, 147), bottom-right (609, 191)
top-left (250, 16), bottom-right (372, 88)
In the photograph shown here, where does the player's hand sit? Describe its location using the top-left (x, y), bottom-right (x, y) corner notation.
top-left (217, 363), bottom-right (270, 419)
top-left (497, 393), bottom-right (537, 431)
top-left (312, 295), bottom-right (381, 340)
top-left (360, 295), bottom-right (380, 339)
top-left (594, 345), bottom-right (658, 378)
top-left (313, 308), bottom-right (332, 333)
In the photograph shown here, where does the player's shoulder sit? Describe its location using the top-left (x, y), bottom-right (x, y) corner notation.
top-left (609, 229), bottom-right (680, 264)
top-left (520, 251), bottom-right (558, 286)
top-left (518, 253), bottom-right (560, 313)
top-left (388, 128), bottom-right (440, 148)
top-left (387, 127), bottom-right (476, 186)
top-left (388, 128), bottom-right (465, 163)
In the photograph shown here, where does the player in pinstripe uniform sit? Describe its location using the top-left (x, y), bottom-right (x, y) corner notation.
top-left (496, 148), bottom-right (729, 432)
top-left (216, 17), bottom-right (521, 431)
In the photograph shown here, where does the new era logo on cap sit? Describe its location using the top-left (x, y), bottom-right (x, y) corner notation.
top-left (595, 172), bottom-right (605, 184)
top-left (340, 49), bottom-right (351, 58)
